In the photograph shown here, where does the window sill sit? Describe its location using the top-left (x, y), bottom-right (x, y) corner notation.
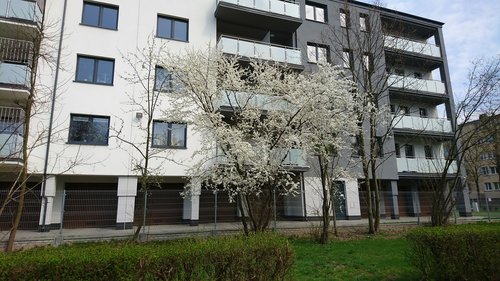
top-left (66, 142), bottom-right (109, 146)
top-left (80, 23), bottom-right (118, 31)
top-left (73, 80), bottom-right (114, 87)
top-left (155, 35), bottom-right (189, 43)
top-left (151, 146), bottom-right (187, 150)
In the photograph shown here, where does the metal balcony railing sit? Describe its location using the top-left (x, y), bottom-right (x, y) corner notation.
top-left (0, 0), bottom-right (43, 23)
top-left (392, 114), bottom-right (452, 134)
top-left (387, 74), bottom-right (446, 95)
top-left (384, 35), bottom-right (441, 58)
top-left (218, 0), bottom-right (300, 18)
top-left (218, 35), bottom-right (302, 65)
top-left (0, 37), bottom-right (33, 64)
top-left (397, 157), bottom-right (457, 174)
top-left (0, 106), bottom-right (24, 159)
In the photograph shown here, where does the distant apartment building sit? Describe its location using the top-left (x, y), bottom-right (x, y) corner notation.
top-left (464, 114), bottom-right (500, 211)
top-left (0, 0), bottom-right (471, 232)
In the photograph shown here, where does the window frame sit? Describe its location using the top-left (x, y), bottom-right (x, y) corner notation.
top-left (359, 13), bottom-right (369, 32)
top-left (151, 120), bottom-right (187, 149)
top-left (156, 15), bottom-right (189, 42)
top-left (75, 55), bottom-right (115, 85)
top-left (342, 49), bottom-right (352, 68)
top-left (404, 144), bottom-right (415, 158)
top-left (339, 8), bottom-right (350, 28)
top-left (424, 145), bottom-right (433, 159)
top-left (307, 43), bottom-right (329, 64)
top-left (484, 182), bottom-right (492, 191)
top-left (81, 1), bottom-right (119, 30)
top-left (154, 66), bottom-right (173, 92)
top-left (305, 2), bottom-right (327, 23)
top-left (67, 114), bottom-right (110, 146)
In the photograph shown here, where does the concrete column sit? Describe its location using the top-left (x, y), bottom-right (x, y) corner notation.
top-left (409, 186), bottom-right (421, 217)
top-left (457, 185), bottom-right (473, 217)
top-left (38, 176), bottom-right (56, 232)
top-left (182, 181), bottom-right (200, 226)
top-left (345, 179), bottom-right (361, 220)
top-left (116, 177), bottom-right (137, 229)
top-left (390, 181), bottom-right (400, 219)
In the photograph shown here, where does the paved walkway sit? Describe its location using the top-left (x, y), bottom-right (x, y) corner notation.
top-left (0, 215), bottom-right (494, 249)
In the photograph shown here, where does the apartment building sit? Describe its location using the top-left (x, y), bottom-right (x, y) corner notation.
top-left (0, 0), bottom-right (471, 232)
top-left (464, 114), bottom-right (500, 211)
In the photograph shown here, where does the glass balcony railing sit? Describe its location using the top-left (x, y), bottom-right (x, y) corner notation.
top-left (397, 157), bottom-right (457, 174)
top-left (384, 35), bottom-right (441, 58)
top-left (218, 35), bottom-right (302, 65)
top-left (218, 0), bottom-right (300, 18)
top-left (0, 0), bottom-right (43, 23)
top-left (387, 74), bottom-right (446, 95)
top-left (0, 106), bottom-right (24, 160)
top-left (392, 115), bottom-right (452, 134)
top-left (0, 62), bottom-right (31, 88)
top-left (216, 146), bottom-right (307, 167)
top-left (218, 91), bottom-right (290, 110)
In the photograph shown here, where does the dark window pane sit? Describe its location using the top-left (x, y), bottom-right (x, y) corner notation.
top-left (154, 67), bottom-right (171, 91)
top-left (96, 60), bottom-right (114, 84)
top-left (82, 3), bottom-right (100, 26)
top-left (69, 115), bottom-right (109, 145)
top-left (170, 124), bottom-right (186, 147)
top-left (76, 57), bottom-right (95, 82)
top-left (157, 17), bottom-right (172, 39)
top-left (101, 7), bottom-right (118, 29)
top-left (173, 20), bottom-right (188, 41)
top-left (90, 117), bottom-right (109, 144)
top-left (152, 122), bottom-right (169, 147)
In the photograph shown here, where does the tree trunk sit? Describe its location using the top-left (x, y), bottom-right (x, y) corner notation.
top-left (319, 155), bottom-right (330, 244)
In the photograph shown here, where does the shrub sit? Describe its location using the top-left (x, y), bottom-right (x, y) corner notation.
top-left (0, 233), bottom-right (294, 281)
top-left (406, 223), bottom-right (500, 281)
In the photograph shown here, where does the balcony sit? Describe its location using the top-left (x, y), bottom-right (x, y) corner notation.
top-left (384, 35), bottom-right (441, 58)
top-left (388, 75), bottom-right (446, 95)
top-left (0, 0), bottom-right (43, 23)
top-left (218, 35), bottom-right (302, 66)
top-left (217, 91), bottom-right (290, 111)
top-left (397, 157), bottom-right (457, 174)
top-left (0, 106), bottom-right (24, 162)
top-left (216, 146), bottom-right (308, 170)
top-left (392, 115), bottom-right (452, 137)
top-left (0, 37), bottom-right (32, 99)
top-left (215, 0), bottom-right (301, 32)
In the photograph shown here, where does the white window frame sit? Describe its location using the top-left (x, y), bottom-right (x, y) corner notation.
top-left (305, 3), bottom-right (326, 23)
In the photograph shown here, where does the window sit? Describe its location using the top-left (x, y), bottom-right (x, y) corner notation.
top-left (305, 2), bottom-right (326, 23)
top-left (490, 166), bottom-right (498, 174)
top-left (68, 114), bottom-right (110, 145)
top-left (419, 108), bottom-right (428, 118)
top-left (359, 13), bottom-right (369, 32)
top-left (340, 9), bottom-right (350, 28)
top-left (480, 152), bottom-right (496, 160)
top-left (81, 2), bottom-right (118, 29)
top-left (152, 121), bottom-right (187, 148)
top-left (75, 55), bottom-right (114, 85)
top-left (399, 105), bottom-right (410, 115)
top-left (484, 182), bottom-right (492, 191)
top-left (390, 104), bottom-right (396, 114)
top-left (424, 145), bottom-right (433, 159)
top-left (351, 135), bottom-right (362, 157)
top-left (157, 15), bottom-right (188, 41)
top-left (154, 66), bottom-right (172, 91)
top-left (404, 144), bottom-right (415, 158)
top-left (342, 49), bottom-right (351, 68)
top-left (395, 143), bottom-right (401, 158)
top-left (307, 44), bottom-right (328, 63)
top-left (495, 182), bottom-right (500, 190)
top-left (362, 53), bottom-right (372, 71)
top-left (481, 167), bottom-right (490, 175)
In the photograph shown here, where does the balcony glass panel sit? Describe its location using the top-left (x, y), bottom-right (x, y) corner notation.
top-left (384, 35), bottom-right (441, 58)
top-left (0, 0), bottom-right (42, 23)
top-left (219, 0), bottom-right (300, 18)
top-left (0, 106), bottom-right (24, 159)
top-left (392, 115), bottom-right (452, 134)
top-left (388, 75), bottom-right (446, 95)
top-left (218, 91), bottom-right (290, 110)
top-left (218, 36), bottom-right (302, 65)
top-left (397, 158), bottom-right (457, 174)
top-left (0, 63), bottom-right (30, 88)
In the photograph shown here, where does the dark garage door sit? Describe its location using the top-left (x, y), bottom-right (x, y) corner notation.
top-left (134, 183), bottom-right (184, 225)
top-left (0, 182), bottom-right (41, 231)
top-left (199, 189), bottom-right (237, 223)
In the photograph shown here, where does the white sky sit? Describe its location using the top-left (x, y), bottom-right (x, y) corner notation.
top-left (360, 0), bottom-right (500, 102)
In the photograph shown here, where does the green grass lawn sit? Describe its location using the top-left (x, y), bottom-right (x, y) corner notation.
top-left (291, 237), bottom-right (421, 281)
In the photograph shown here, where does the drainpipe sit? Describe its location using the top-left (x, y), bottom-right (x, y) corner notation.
top-left (39, 0), bottom-right (68, 232)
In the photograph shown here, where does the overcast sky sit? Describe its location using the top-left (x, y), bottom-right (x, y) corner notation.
top-left (360, 0), bottom-right (500, 102)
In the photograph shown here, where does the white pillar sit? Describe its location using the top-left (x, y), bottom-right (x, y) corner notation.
top-left (116, 177), bottom-right (137, 229)
top-left (182, 181), bottom-right (200, 225)
top-left (38, 176), bottom-right (56, 231)
top-left (345, 179), bottom-right (361, 219)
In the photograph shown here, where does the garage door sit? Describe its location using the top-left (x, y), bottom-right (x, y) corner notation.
top-left (0, 182), bottom-right (41, 231)
top-left (63, 183), bottom-right (118, 229)
top-left (199, 189), bottom-right (238, 223)
top-left (134, 183), bottom-right (184, 226)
